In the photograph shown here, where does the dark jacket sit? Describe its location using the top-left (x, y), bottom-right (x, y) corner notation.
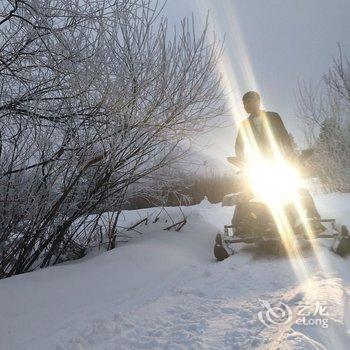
top-left (235, 111), bottom-right (294, 159)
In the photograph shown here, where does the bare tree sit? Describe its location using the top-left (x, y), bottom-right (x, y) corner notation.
top-left (0, 0), bottom-right (224, 278)
top-left (296, 45), bottom-right (350, 192)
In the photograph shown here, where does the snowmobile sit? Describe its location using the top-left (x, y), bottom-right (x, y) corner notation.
top-left (214, 154), bottom-right (350, 261)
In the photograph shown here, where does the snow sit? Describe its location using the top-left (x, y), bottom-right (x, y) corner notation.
top-left (1, 193), bottom-right (350, 349)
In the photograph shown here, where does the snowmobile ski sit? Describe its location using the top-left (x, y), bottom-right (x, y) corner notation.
top-left (214, 233), bottom-right (232, 261)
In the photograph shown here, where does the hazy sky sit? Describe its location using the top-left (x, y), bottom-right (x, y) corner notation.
top-left (163, 0), bottom-right (350, 170)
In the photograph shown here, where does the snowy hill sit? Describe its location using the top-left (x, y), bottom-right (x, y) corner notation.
top-left (1, 194), bottom-right (350, 349)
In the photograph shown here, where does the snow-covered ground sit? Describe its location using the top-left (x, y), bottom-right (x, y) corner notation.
top-left (1, 194), bottom-right (350, 350)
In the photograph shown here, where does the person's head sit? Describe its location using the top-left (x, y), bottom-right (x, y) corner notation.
top-left (242, 91), bottom-right (261, 115)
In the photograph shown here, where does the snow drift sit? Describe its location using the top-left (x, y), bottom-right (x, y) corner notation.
top-left (1, 194), bottom-right (350, 349)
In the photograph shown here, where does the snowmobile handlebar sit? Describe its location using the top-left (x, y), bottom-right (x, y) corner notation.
top-left (226, 149), bottom-right (314, 169)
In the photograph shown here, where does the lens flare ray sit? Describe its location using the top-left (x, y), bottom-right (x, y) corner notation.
top-left (195, 0), bottom-right (334, 289)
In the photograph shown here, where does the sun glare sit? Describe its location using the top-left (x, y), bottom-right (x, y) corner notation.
top-left (247, 159), bottom-right (301, 207)
top-left (192, 1), bottom-right (345, 346)
top-left (194, 0), bottom-right (335, 295)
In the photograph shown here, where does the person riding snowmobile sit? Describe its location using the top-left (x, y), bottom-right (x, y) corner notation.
top-left (214, 91), bottom-right (348, 260)
top-left (233, 91), bottom-right (320, 219)
top-left (214, 91), bottom-right (324, 260)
